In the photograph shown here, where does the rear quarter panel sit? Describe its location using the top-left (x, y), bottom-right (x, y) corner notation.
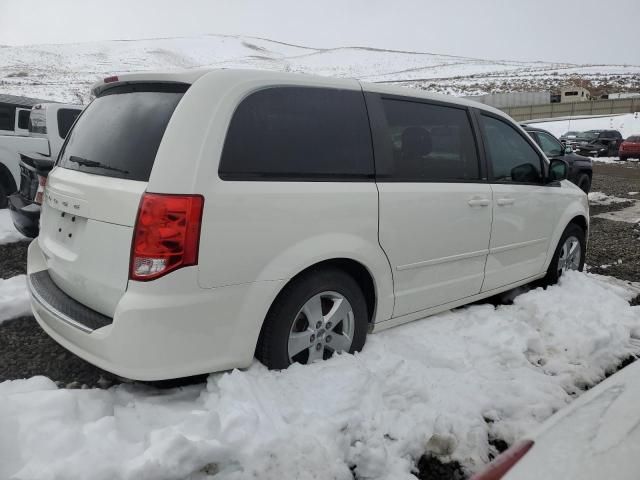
top-left (146, 70), bottom-right (395, 323)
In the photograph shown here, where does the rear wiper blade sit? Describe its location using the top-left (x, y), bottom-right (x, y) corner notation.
top-left (69, 155), bottom-right (129, 175)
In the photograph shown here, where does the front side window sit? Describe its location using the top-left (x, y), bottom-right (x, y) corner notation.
top-left (535, 132), bottom-right (563, 157)
top-left (219, 87), bottom-right (374, 180)
top-left (378, 99), bottom-right (479, 181)
top-left (481, 115), bottom-right (542, 184)
top-left (28, 109), bottom-right (47, 134)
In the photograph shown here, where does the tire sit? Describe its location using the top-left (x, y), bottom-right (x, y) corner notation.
top-left (619, 155), bottom-right (628, 162)
top-left (256, 267), bottom-right (368, 370)
top-left (576, 173), bottom-right (591, 193)
top-left (0, 183), bottom-right (7, 209)
top-left (541, 223), bottom-right (586, 287)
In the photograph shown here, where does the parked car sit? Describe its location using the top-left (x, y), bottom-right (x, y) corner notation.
top-left (7, 104), bottom-right (82, 237)
top-left (558, 130), bottom-right (581, 146)
top-left (26, 70), bottom-right (589, 381)
top-left (8, 152), bottom-right (54, 237)
top-left (618, 135), bottom-right (640, 161)
top-left (471, 360), bottom-right (640, 480)
top-left (573, 129), bottom-right (623, 157)
top-left (523, 126), bottom-right (593, 192)
top-left (0, 103), bottom-right (81, 208)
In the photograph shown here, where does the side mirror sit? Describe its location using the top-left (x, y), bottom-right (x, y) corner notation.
top-left (548, 159), bottom-right (568, 183)
top-left (564, 145), bottom-right (573, 154)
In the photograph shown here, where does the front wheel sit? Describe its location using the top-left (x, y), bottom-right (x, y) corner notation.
top-left (576, 173), bottom-right (591, 193)
top-left (541, 223), bottom-right (586, 287)
top-left (256, 268), bottom-right (368, 370)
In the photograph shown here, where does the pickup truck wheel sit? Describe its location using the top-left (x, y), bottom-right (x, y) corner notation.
top-left (256, 268), bottom-right (368, 370)
top-left (0, 183), bottom-right (7, 209)
top-left (576, 173), bottom-right (591, 193)
top-left (541, 223), bottom-right (586, 287)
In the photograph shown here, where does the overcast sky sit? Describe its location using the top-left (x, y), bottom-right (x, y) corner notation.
top-left (1, 0), bottom-right (639, 64)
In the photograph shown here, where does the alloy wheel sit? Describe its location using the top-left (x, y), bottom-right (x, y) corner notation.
top-left (557, 235), bottom-right (581, 276)
top-left (288, 291), bottom-right (355, 364)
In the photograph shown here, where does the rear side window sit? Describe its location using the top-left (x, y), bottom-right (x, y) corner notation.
top-left (0, 106), bottom-right (13, 131)
top-left (17, 110), bottom-right (30, 130)
top-left (481, 115), bottom-right (542, 184)
top-left (58, 84), bottom-right (187, 181)
top-left (57, 108), bottom-right (81, 138)
top-left (378, 99), bottom-right (479, 181)
top-left (219, 87), bottom-right (374, 180)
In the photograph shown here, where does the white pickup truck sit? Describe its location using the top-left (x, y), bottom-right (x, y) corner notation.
top-left (0, 102), bottom-right (82, 207)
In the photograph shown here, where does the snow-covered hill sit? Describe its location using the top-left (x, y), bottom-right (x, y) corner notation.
top-left (1, 34), bottom-right (639, 104)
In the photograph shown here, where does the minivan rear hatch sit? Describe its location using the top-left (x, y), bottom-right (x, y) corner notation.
top-left (39, 83), bottom-right (188, 317)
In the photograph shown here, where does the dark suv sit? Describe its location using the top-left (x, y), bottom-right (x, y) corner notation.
top-left (573, 130), bottom-right (623, 158)
top-left (523, 126), bottom-right (593, 193)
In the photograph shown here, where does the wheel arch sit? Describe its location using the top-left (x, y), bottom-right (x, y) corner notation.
top-left (543, 201), bottom-right (589, 272)
top-left (0, 161), bottom-right (17, 194)
top-left (270, 257), bottom-right (379, 326)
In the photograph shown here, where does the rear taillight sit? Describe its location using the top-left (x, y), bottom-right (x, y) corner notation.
top-left (34, 175), bottom-right (47, 205)
top-left (470, 440), bottom-right (534, 480)
top-left (104, 75), bottom-right (119, 83)
top-left (130, 193), bottom-right (204, 281)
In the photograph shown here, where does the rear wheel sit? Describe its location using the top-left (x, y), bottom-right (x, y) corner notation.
top-left (541, 223), bottom-right (586, 287)
top-left (576, 173), bottom-right (591, 193)
top-left (256, 268), bottom-right (368, 370)
top-left (0, 183), bottom-right (7, 209)
top-left (619, 155), bottom-right (628, 162)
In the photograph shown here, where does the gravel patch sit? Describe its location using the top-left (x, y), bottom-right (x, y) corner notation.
top-left (0, 241), bottom-right (30, 279)
top-left (587, 166), bottom-right (640, 307)
top-left (0, 316), bottom-right (117, 388)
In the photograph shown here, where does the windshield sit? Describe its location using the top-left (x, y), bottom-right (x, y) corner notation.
top-left (57, 83), bottom-right (188, 181)
top-left (580, 131), bottom-right (600, 140)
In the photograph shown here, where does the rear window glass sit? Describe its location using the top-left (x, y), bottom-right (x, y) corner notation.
top-left (57, 83), bottom-right (188, 181)
top-left (219, 86), bottom-right (374, 181)
top-left (627, 136), bottom-right (640, 142)
top-left (57, 108), bottom-right (81, 139)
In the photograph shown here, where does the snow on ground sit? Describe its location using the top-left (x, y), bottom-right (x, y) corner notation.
top-left (1, 272), bottom-right (639, 480)
top-left (0, 210), bottom-right (27, 245)
top-left (529, 112), bottom-right (640, 140)
top-left (588, 191), bottom-right (633, 205)
top-left (595, 202), bottom-right (640, 224)
top-left (0, 275), bottom-right (30, 324)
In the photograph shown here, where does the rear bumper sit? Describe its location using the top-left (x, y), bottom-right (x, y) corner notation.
top-left (8, 193), bottom-right (40, 238)
top-left (27, 240), bottom-right (284, 380)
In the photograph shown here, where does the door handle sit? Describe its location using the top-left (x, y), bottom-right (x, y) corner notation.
top-left (468, 198), bottom-right (490, 207)
top-left (496, 197), bottom-right (515, 206)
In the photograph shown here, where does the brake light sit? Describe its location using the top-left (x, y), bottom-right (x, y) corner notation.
top-left (104, 75), bottom-right (119, 83)
top-left (34, 175), bottom-right (47, 205)
top-left (470, 440), bottom-right (534, 480)
top-left (130, 193), bottom-right (204, 281)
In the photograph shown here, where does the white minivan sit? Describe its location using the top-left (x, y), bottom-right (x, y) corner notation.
top-left (27, 69), bottom-right (588, 380)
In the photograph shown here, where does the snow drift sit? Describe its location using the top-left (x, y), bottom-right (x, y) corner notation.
top-left (1, 272), bottom-right (639, 479)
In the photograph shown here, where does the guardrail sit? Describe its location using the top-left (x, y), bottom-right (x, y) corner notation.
top-left (500, 97), bottom-right (640, 122)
